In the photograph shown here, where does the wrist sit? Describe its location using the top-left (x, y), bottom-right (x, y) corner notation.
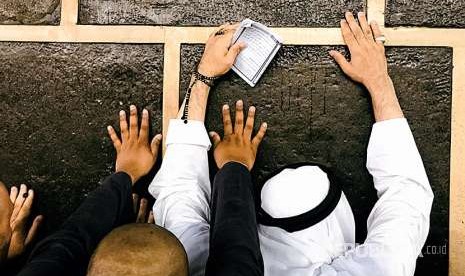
top-left (116, 169), bottom-right (137, 185)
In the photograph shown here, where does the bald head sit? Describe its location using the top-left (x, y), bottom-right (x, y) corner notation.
top-left (88, 224), bottom-right (188, 276)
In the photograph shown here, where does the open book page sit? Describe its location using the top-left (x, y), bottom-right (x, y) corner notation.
top-left (232, 19), bottom-right (283, 87)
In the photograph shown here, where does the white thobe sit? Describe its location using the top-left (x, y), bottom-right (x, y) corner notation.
top-left (149, 118), bottom-right (433, 276)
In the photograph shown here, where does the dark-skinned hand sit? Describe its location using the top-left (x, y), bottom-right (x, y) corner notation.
top-left (209, 100), bottom-right (267, 171)
top-left (107, 105), bottom-right (162, 184)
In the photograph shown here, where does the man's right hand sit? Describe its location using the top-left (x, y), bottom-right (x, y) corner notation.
top-left (209, 100), bottom-right (267, 171)
top-left (107, 105), bottom-right (162, 184)
top-left (329, 12), bottom-right (404, 122)
top-left (197, 23), bottom-right (246, 78)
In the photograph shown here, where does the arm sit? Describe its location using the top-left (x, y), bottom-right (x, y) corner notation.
top-left (322, 12), bottom-right (433, 275)
top-left (18, 105), bottom-right (162, 276)
top-left (206, 162), bottom-right (264, 276)
top-left (18, 173), bottom-right (134, 276)
top-left (206, 101), bottom-right (267, 275)
top-left (149, 23), bottom-right (245, 276)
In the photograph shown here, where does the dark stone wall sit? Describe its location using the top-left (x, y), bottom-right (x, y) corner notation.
top-left (0, 43), bottom-right (164, 237)
top-left (0, 0), bottom-right (60, 25)
top-left (386, 0), bottom-right (465, 28)
top-left (79, 0), bottom-right (365, 27)
top-left (181, 44), bottom-right (451, 276)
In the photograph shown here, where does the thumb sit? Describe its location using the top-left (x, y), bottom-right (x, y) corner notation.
top-left (329, 50), bottom-right (354, 76)
top-left (150, 134), bottom-right (163, 157)
top-left (226, 42), bottom-right (246, 65)
top-left (209, 131), bottom-right (221, 148)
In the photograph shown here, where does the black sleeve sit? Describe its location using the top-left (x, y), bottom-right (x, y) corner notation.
top-left (205, 162), bottom-right (264, 276)
top-left (17, 172), bottom-right (135, 276)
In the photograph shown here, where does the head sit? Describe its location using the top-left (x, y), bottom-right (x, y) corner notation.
top-left (259, 165), bottom-right (355, 260)
top-left (87, 224), bottom-right (188, 276)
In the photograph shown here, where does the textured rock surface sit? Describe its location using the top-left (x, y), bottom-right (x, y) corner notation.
top-left (79, 0), bottom-right (364, 27)
top-left (0, 43), bottom-right (164, 237)
top-left (0, 0), bottom-right (60, 25)
top-left (386, 0), bottom-right (465, 27)
top-left (181, 45), bottom-right (451, 275)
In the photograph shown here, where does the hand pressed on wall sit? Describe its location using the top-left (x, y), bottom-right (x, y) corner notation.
top-left (209, 100), bottom-right (267, 171)
top-left (107, 105), bottom-right (162, 184)
top-left (0, 182), bottom-right (43, 264)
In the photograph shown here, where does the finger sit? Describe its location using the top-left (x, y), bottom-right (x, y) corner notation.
top-left (150, 134), bottom-right (163, 157)
top-left (340, 19), bottom-right (358, 51)
top-left (358, 12), bottom-right (373, 40)
top-left (345, 12), bottom-right (366, 44)
top-left (370, 21), bottom-right (385, 47)
top-left (209, 131), bottom-right (221, 148)
top-left (210, 23), bottom-right (230, 37)
top-left (13, 184), bottom-right (27, 213)
top-left (244, 106), bottom-right (256, 140)
top-left (222, 105), bottom-right (233, 135)
top-left (18, 189), bottom-right (34, 220)
top-left (132, 193), bottom-right (139, 214)
top-left (25, 215), bottom-right (43, 246)
top-left (107, 126), bottom-right (121, 152)
top-left (234, 100), bottom-right (244, 135)
top-left (9, 186), bottom-right (18, 204)
top-left (252, 122), bottom-right (268, 147)
top-left (226, 42), bottom-right (246, 67)
top-left (136, 198), bottom-right (148, 223)
top-left (148, 211), bottom-right (155, 224)
top-left (329, 50), bottom-right (355, 76)
top-left (139, 109), bottom-right (149, 143)
top-left (129, 105), bottom-right (138, 140)
top-left (119, 110), bottom-right (129, 142)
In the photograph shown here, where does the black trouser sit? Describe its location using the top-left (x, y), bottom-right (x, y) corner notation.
top-left (206, 162), bottom-right (264, 276)
top-left (17, 173), bottom-right (134, 276)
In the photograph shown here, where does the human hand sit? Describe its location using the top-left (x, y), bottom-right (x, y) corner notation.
top-left (197, 23), bottom-right (246, 77)
top-left (132, 194), bottom-right (154, 224)
top-left (329, 12), bottom-right (390, 94)
top-left (5, 184), bottom-right (42, 261)
top-left (209, 100), bottom-right (267, 171)
top-left (107, 105), bottom-right (162, 184)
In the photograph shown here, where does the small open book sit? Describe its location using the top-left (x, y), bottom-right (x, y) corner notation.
top-left (231, 19), bottom-right (283, 87)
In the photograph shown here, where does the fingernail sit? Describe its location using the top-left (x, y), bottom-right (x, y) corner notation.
top-left (156, 134), bottom-right (162, 140)
top-left (358, 11), bottom-right (365, 16)
top-left (237, 100), bottom-right (243, 106)
top-left (130, 105), bottom-right (136, 110)
top-left (263, 122), bottom-right (268, 128)
top-left (119, 110), bottom-right (125, 116)
top-left (341, 19), bottom-right (346, 24)
top-left (143, 109), bottom-right (148, 116)
top-left (107, 125), bottom-right (112, 131)
top-left (249, 106), bottom-right (256, 113)
top-left (223, 104), bottom-right (229, 110)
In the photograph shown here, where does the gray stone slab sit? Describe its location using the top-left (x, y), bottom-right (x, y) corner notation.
top-left (181, 45), bottom-right (451, 275)
top-left (0, 0), bottom-right (60, 25)
top-left (0, 43), bottom-right (164, 237)
top-left (386, 0), bottom-right (465, 28)
top-left (79, 0), bottom-right (364, 27)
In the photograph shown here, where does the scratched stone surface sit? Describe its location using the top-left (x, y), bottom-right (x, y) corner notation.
top-left (0, 0), bottom-right (60, 25)
top-left (181, 45), bottom-right (451, 275)
top-left (79, 0), bottom-right (364, 27)
top-left (386, 0), bottom-right (465, 28)
top-left (0, 43), bottom-right (164, 272)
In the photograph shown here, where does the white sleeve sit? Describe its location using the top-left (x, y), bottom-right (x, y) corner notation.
top-left (319, 118), bottom-right (434, 276)
top-left (148, 119), bottom-right (211, 276)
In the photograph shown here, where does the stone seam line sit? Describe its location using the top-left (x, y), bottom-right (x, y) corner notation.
top-left (0, 0), bottom-right (463, 275)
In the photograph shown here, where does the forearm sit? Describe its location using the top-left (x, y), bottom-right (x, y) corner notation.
top-left (206, 162), bottom-right (264, 276)
top-left (20, 173), bottom-right (134, 276)
top-left (178, 77), bottom-right (211, 122)
top-left (366, 76), bottom-right (404, 122)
